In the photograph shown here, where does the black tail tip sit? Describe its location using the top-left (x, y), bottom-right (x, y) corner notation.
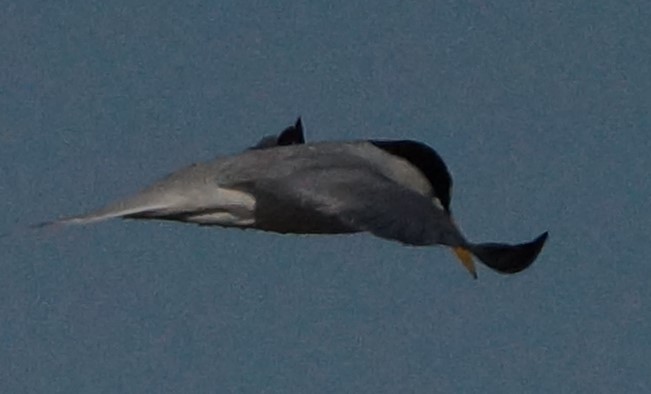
top-left (472, 231), bottom-right (549, 274)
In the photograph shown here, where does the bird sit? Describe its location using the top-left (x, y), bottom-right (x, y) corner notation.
top-left (39, 118), bottom-right (548, 278)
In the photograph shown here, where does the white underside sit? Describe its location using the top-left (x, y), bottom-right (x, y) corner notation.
top-left (184, 212), bottom-right (254, 226)
top-left (55, 185), bottom-right (257, 228)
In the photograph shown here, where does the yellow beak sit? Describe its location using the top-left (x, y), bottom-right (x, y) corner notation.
top-left (452, 247), bottom-right (477, 279)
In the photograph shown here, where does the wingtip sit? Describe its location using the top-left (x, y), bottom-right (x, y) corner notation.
top-left (277, 117), bottom-right (305, 146)
top-left (525, 231), bottom-right (549, 259)
top-left (471, 231), bottom-right (549, 275)
top-left (537, 231), bottom-right (549, 243)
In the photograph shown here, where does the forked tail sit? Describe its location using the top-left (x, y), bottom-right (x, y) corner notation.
top-left (470, 232), bottom-right (549, 274)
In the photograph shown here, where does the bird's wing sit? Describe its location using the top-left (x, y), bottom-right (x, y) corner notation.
top-left (34, 159), bottom-right (258, 228)
top-left (249, 118), bottom-right (305, 150)
top-left (240, 166), bottom-right (464, 246)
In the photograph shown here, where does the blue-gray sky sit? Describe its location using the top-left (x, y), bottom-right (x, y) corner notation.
top-left (2, 1), bottom-right (650, 393)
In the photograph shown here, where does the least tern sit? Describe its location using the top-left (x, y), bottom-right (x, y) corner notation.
top-left (41, 118), bottom-right (547, 278)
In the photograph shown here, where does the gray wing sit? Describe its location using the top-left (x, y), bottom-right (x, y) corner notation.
top-left (35, 160), bottom-right (257, 228)
top-left (41, 120), bottom-right (306, 228)
top-left (239, 166), bottom-right (465, 246)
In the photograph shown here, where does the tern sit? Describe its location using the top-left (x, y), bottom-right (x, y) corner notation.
top-left (40, 118), bottom-right (548, 278)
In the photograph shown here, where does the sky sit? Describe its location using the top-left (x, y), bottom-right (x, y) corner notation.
top-left (1, 1), bottom-right (650, 393)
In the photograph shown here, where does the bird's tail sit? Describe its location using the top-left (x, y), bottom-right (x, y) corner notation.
top-left (469, 232), bottom-right (549, 275)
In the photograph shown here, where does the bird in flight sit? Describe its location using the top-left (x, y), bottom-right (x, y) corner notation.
top-left (39, 117), bottom-right (547, 278)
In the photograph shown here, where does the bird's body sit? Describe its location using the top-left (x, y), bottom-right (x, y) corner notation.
top-left (42, 118), bottom-right (548, 278)
top-left (54, 141), bottom-right (464, 244)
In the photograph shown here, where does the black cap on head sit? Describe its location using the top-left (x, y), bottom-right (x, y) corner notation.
top-left (370, 140), bottom-right (453, 212)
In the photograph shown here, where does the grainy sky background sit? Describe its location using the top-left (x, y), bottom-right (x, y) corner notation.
top-left (1, 1), bottom-right (650, 393)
